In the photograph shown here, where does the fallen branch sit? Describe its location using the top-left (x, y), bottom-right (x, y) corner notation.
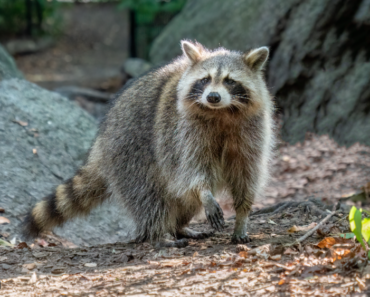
top-left (54, 86), bottom-right (114, 102)
top-left (286, 202), bottom-right (340, 246)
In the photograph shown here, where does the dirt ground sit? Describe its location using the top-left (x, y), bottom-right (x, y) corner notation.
top-left (0, 203), bottom-right (369, 296)
top-left (14, 3), bottom-right (129, 93)
top-left (1, 134), bottom-right (370, 296)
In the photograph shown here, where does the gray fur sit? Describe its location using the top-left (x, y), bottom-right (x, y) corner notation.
top-left (24, 41), bottom-right (275, 245)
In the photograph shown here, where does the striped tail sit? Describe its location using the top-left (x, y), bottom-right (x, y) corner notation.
top-left (23, 166), bottom-right (108, 240)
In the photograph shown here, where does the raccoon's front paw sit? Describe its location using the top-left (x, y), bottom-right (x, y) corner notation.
top-left (231, 233), bottom-right (251, 244)
top-left (204, 200), bottom-right (225, 232)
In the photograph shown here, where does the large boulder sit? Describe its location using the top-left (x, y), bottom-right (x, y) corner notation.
top-left (0, 44), bottom-right (23, 80)
top-left (150, 0), bottom-right (370, 147)
top-left (0, 79), bottom-right (135, 246)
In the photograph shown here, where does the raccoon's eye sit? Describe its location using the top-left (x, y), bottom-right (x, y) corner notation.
top-left (200, 77), bottom-right (210, 85)
top-left (224, 78), bottom-right (236, 85)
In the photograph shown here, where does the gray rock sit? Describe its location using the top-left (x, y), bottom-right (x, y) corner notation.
top-left (0, 79), bottom-right (135, 246)
top-left (4, 37), bottom-right (54, 55)
top-left (150, 0), bottom-right (370, 147)
top-left (122, 58), bottom-right (152, 78)
top-left (0, 44), bottom-right (23, 80)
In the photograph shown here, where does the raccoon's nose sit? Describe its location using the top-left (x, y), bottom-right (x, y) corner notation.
top-left (207, 92), bottom-right (221, 104)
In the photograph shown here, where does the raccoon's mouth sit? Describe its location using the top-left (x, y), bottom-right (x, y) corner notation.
top-left (202, 102), bottom-right (227, 109)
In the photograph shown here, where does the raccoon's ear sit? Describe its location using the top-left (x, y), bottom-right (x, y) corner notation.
top-left (181, 40), bottom-right (204, 64)
top-left (243, 47), bottom-right (269, 71)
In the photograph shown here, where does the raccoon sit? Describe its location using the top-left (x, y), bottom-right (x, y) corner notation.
top-left (23, 40), bottom-right (274, 247)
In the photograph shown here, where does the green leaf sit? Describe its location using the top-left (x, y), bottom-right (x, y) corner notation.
top-left (340, 233), bottom-right (355, 239)
top-left (349, 206), bottom-right (366, 250)
top-left (362, 209), bottom-right (370, 216)
top-left (0, 238), bottom-right (13, 247)
top-left (362, 218), bottom-right (370, 243)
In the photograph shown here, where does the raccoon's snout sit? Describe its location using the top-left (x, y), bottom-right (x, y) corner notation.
top-left (207, 92), bottom-right (221, 104)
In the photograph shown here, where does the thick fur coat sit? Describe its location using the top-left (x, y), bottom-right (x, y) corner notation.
top-left (24, 41), bottom-right (274, 246)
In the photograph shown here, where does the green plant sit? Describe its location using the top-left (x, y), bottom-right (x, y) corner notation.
top-left (349, 206), bottom-right (370, 258)
top-left (0, 0), bottom-right (60, 37)
top-left (118, 0), bottom-right (186, 25)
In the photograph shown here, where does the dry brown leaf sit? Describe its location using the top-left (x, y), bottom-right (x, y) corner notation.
top-left (161, 259), bottom-right (183, 267)
top-left (284, 248), bottom-right (298, 255)
top-left (0, 217), bottom-right (10, 224)
top-left (317, 237), bottom-right (337, 249)
top-left (219, 261), bottom-right (234, 267)
top-left (15, 242), bottom-right (29, 249)
top-left (13, 120), bottom-right (28, 127)
top-left (287, 222), bottom-right (317, 233)
top-left (270, 254), bottom-right (281, 261)
top-left (84, 263), bottom-right (97, 267)
top-left (356, 276), bottom-right (366, 291)
top-left (278, 279), bottom-right (286, 285)
top-left (23, 263), bottom-right (36, 270)
top-left (0, 207), bottom-right (4, 213)
top-left (238, 251), bottom-right (248, 258)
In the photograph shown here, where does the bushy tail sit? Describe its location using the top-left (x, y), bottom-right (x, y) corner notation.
top-left (23, 166), bottom-right (108, 240)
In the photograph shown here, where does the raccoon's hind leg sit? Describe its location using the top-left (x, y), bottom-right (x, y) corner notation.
top-left (23, 166), bottom-right (108, 240)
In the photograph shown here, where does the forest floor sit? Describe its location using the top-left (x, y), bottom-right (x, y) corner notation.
top-left (1, 134), bottom-right (370, 296)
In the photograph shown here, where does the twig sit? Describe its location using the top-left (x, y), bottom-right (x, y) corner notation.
top-left (286, 202), bottom-right (340, 246)
top-left (54, 86), bottom-right (114, 102)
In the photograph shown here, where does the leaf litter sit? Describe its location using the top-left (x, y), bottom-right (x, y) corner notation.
top-left (0, 133), bottom-right (370, 296)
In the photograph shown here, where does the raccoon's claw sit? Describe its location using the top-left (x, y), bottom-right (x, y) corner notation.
top-left (231, 234), bottom-right (251, 244)
top-left (204, 200), bottom-right (225, 232)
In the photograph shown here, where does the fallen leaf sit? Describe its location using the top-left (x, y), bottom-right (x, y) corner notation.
top-left (268, 219), bottom-right (277, 225)
top-left (278, 279), bottom-right (286, 285)
top-left (270, 254), bottom-right (281, 261)
top-left (161, 259), bottom-right (183, 267)
top-left (284, 248), bottom-right (298, 255)
top-left (356, 276), bottom-right (366, 291)
top-left (219, 261), bottom-right (234, 267)
top-left (236, 244), bottom-right (249, 252)
top-left (317, 237), bottom-right (337, 249)
top-left (15, 242), bottom-right (29, 249)
top-left (84, 263), bottom-right (97, 267)
top-left (340, 233), bottom-right (355, 239)
top-left (0, 217), bottom-right (10, 224)
top-left (13, 120), bottom-right (28, 127)
top-left (0, 239), bottom-right (13, 247)
top-left (0, 207), bottom-right (4, 213)
top-left (29, 272), bottom-right (37, 284)
top-left (23, 263), bottom-right (36, 270)
top-left (238, 251), bottom-right (248, 258)
top-left (32, 148), bottom-right (37, 154)
top-left (192, 251), bottom-right (198, 257)
top-left (287, 222), bottom-right (317, 233)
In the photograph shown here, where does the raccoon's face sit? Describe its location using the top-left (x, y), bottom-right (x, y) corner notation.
top-left (177, 41), bottom-right (270, 116)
